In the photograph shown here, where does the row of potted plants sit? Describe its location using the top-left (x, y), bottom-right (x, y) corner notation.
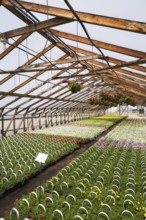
top-left (105, 118), bottom-right (146, 144)
top-left (34, 115), bottom-right (124, 140)
top-left (4, 144), bottom-right (146, 219)
top-left (0, 134), bottom-right (79, 196)
top-left (0, 116), bottom-right (124, 196)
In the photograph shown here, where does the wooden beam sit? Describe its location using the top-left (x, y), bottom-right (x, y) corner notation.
top-left (15, 67), bottom-right (87, 115)
top-left (67, 44), bottom-right (146, 81)
top-left (51, 29), bottom-right (146, 59)
top-left (14, 68), bottom-right (96, 116)
top-left (23, 54), bottom-right (105, 69)
top-left (106, 78), bottom-right (146, 98)
top-left (0, 91), bottom-right (87, 103)
top-left (2, 1), bottom-right (146, 34)
top-left (0, 17), bottom-right (71, 39)
top-left (104, 73), bottom-right (146, 90)
top-left (0, 33), bottom-right (30, 60)
top-left (0, 43), bottom-right (55, 86)
top-left (2, 61), bottom-right (77, 115)
top-left (29, 81), bottom-right (104, 115)
top-left (3, 4), bottom-right (78, 57)
top-left (3, 54), bottom-right (146, 74)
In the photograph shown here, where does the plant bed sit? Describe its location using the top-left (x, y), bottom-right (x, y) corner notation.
top-left (3, 144), bottom-right (146, 220)
top-left (0, 134), bottom-right (79, 197)
top-left (33, 115), bottom-right (125, 140)
top-left (0, 116), bottom-right (124, 199)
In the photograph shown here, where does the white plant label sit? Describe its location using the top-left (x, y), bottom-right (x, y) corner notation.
top-left (35, 153), bottom-right (48, 163)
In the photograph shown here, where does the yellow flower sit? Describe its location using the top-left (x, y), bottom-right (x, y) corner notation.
top-left (137, 202), bottom-right (140, 205)
top-left (144, 213), bottom-right (146, 217)
top-left (113, 203), bottom-right (116, 206)
top-left (101, 202), bottom-right (103, 206)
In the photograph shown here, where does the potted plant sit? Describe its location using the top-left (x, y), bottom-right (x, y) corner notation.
top-left (68, 81), bottom-right (82, 93)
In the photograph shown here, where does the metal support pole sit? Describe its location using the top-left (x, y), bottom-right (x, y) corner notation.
top-left (1, 114), bottom-right (5, 137)
top-left (13, 108), bottom-right (18, 135)
top-left (51, 112), bottom-right (53, 126)
top-left (23, 115), bottom-right (27, 132)
top-left (39, 114), bottom-right (42, 129)
top-left (45, 113), bottom-right (48, 127)
top-left (32, 115), bottom-right (35, 130)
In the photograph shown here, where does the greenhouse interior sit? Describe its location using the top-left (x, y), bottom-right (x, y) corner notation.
top-left (0, 0), bottom-right (146, 219)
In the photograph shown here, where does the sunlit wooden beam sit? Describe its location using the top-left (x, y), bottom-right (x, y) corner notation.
top-left (2, 0), bottom-right (146, 34)
top-left (0, 17), bottom-right (71, 39)
top-left (51, 29), bottom-right (146, 58)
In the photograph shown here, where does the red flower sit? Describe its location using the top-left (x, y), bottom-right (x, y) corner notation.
top-left (40, 214), bottom-right (43, 219)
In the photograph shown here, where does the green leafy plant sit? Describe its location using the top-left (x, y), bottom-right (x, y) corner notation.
top-left (68, 81), bottom-right (82, 93)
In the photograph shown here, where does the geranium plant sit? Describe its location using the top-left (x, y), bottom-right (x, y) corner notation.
top-left (88, 98), bottom-right (116, 107)
top-left (100, 93), bottom-right (135, 106)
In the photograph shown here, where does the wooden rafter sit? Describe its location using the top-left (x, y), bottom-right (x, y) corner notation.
top-left (0, 33), bottom-right (30, 60)
top-left (105, 77), bottom-right (146, 98)
top-left (27, 81), bottom-right (107, 116)
top-left (0, 43), bottom-right (55, 86)
top-left (51, 29), bottom-right (146, 59)
top-left (0, 0), bottom-right (146, 123)
top-left (2, 62), bottom-right (77, 112)
top-left (0, 90), bottom-right (88, 104)
top-left (0, 18), bottom-right (72, 39)
top-left (2, 0), bottom-right (146, 34)
top-left (67, 44), bottom-right (146, 82)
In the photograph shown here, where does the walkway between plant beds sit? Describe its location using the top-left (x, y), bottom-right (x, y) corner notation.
top-left (0, 118), bottom-right (125, 217)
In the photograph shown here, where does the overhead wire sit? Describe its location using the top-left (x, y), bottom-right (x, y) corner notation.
top-left (63, 0), bottom-right (126, 93)
top-left (10, 0), bottom-right (99, 77)
top-left (0, 68), bottom-right (65, 88)
top-left (3, 0), bottom-right (114, 111)
top-left (8, 0), bottom-right (74, 76)
top-left (6, 0), bottom-right (102, 97)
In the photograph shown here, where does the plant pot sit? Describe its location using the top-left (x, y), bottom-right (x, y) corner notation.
top-left (71, 89), bottom-right (78, 93)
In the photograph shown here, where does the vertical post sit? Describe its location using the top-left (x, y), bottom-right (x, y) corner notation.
top-left (23, 115), bottom-right (26, 132)
top-left (55, 110), bottom-right (58, 125)
top-left (32, 114), bottom-right (35, 130)
top-left (45, 113), bottom-right (48, 127)
top-left (64, 112), bottom-right (66, 124)
top-left (67, 110), bottom-right (70, 123)
top-left (39, 114), bottom-right (42, 129)
top-left (13, 108), bottom-right (18, 135)
top-left (119, 104), bottom-right (120, 116)
top-left (23, 108), bottom-right (29, 132)
top-left (1, 110), bottom-right (5, 137)
top-left (60, 111), bottom-right (62, 124)
top-left (51, 112), bottom-right (53, 126)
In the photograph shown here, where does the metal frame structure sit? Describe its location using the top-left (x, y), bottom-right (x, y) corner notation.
top-left (0, 0), bottom-right (146, 135)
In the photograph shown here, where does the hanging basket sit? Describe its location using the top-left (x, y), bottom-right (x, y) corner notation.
top-left (68, 81), bottom-right (82, 93)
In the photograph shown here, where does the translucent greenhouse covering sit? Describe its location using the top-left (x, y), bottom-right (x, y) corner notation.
top-left (0, 0), bottom-right (146, 135)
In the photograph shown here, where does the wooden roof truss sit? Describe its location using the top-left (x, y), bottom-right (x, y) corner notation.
top-left (0, 0), bottom-right (146, 119)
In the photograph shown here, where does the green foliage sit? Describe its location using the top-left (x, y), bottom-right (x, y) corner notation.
top-left (68, 81), bottom-right (82, 93)
top-left (4, 145), bottom-right (146, 220)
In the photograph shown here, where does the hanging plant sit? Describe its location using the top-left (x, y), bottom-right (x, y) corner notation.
top-left (88, 98), bottom-right (116, 107)
top-left (100, 93), bottom-right (115, 102)
top-left (68, 81), bottom-right (82, 93)
top-left (99, 93), bottom-right (135, 106)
